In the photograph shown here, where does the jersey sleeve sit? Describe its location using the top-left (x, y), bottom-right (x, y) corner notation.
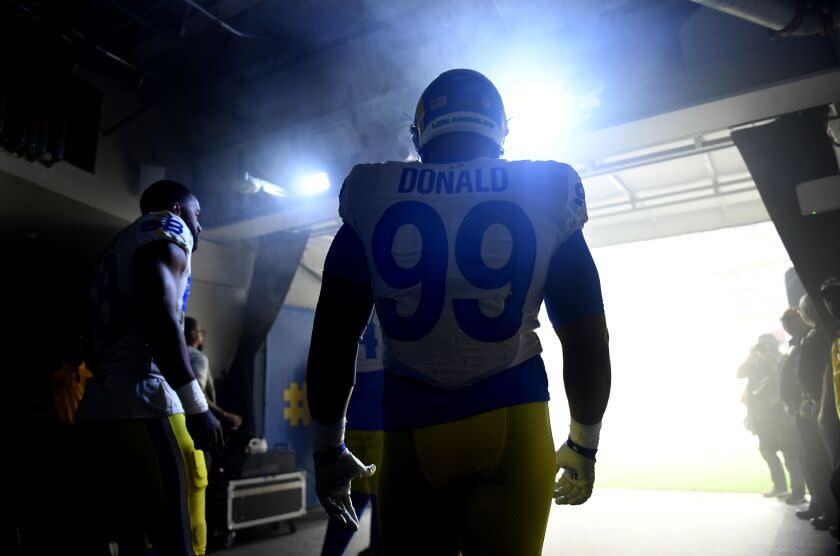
top-left (556, 163), bottom-right (588, 242)
top-left (134, 211), bottom-right (194, 254)
top-left (543, 230), bottom-right (604, 328)
top-left (332, 165), bottom-right (372, 282)
top-left (338, 165), bottom-right (363, 232)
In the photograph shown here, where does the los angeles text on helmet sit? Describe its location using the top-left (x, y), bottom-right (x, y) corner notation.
top-left (398, 167), bottom-right (508, 195)
top-left (429, 114), bottom-right (496, 131)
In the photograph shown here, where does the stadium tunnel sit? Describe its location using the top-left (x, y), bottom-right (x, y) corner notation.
top-left (2, 0), bottom-right (840, 554)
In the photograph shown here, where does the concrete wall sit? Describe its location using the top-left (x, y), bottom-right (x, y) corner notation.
top-left (0, 81), bottom-right (258, 378)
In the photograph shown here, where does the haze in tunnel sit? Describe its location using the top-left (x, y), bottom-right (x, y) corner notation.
top-left (540, 221), bottom-right (794, 493)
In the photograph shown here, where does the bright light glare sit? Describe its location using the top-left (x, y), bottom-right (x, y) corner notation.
top-left (501, 82), bottom-right (599, 161)
top-left (487, 64), bottom-right (601, 161)
top-left (298, 172), bottom-right (330, 196)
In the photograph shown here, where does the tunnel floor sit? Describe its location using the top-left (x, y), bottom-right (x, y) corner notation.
top-left (216, 489), bottom-right (838, 555)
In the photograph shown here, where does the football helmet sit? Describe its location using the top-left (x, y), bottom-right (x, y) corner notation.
top-left (411, 69), bottom-right (508, 160)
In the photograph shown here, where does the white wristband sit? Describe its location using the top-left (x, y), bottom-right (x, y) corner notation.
top-left (312, 418), bottom-right (346, 452)
top-left (176, 379), bottom-right (209, 415)
top-left (570, 419), bottom-right (602, 449)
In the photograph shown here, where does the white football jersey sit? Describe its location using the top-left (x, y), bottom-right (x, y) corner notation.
top-left (340, 158), bottom-right (587, 389)
top-left (78, 211), bottom-right (193, 421)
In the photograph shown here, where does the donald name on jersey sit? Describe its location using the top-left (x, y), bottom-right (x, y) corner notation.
top-left (398, 166), bottom-right (509, 195)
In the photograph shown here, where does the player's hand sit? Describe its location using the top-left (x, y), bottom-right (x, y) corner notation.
top-left (224, 411), bottom-right (243, 428)
top-left (314, 447), bottom-right (376, 530)
top-left (554, 442), bottom-right (596, 506)
top-left (186, 410), bottom-right (224, 454)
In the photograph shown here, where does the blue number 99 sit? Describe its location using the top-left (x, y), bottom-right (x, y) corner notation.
top-left (372, 200), bottom-right (536, 343)
top-left (372, 201), bottom-right (448, 341)
top-left (454, 201), bottom-right (536, 342)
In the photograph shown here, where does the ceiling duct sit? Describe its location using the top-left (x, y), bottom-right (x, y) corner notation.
top-left (689, 0), bottom-right (839, 36)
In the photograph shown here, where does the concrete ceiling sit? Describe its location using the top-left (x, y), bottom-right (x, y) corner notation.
top-left (3, 1), bottom-right (839, 245)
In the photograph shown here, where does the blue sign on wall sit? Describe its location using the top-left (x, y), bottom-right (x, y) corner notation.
top-left (264, 306), bottom-right (318, 507)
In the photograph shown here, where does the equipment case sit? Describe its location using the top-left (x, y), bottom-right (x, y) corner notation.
top-left (211, 472), bottom-right (306, 547)
top-left (208, 444), bottom-right (305, 548)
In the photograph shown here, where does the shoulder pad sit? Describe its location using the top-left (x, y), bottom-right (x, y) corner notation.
top-left (135, 211), bottom-right (194, 254)
top-left (520, 160), bottom-right (587, 235)
top-left (555, 162), bottom-right (586, 210)
top-left (338, 164), bottom-right (379, 227)
top-left (554, 162), bottom-right (587, 233)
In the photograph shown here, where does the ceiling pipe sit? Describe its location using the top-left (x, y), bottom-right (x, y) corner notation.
top-left (689, 0), bottom-right (839, 36)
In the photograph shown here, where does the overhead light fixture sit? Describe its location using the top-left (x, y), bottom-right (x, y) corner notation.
top-left (237, 171), bottom-right (329, 198)
top-left (297, 172), bottom-right (330, 196)
top-left (242, 171), bottom-right (286, 197)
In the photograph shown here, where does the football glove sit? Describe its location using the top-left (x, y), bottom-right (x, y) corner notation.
top-left (314, 446), bottom-right (376, 530)
top-left (554, 419), bottom-right (601, 506)
top-left (312, 418), bottom-right (375, 530)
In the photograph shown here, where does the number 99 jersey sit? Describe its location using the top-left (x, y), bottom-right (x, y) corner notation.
top-left (339, 158), bottom-right (587, 390)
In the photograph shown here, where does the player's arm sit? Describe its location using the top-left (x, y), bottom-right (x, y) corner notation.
top-left (307, 271), bottom-right (372, 422)
top-left (134, 241), bottom-right (223, 452)
top-left (191, 352), bottom-right (242, 426)
top-left (307, 225), bottom-right (375, 423)
top-left (204, 395), bottom-right (242, 427)
top-left (544, 230), bottom-right (611, 505)
top-left (306, 224), bottom-right (376, 529)
top-left (557, 314), bottom-right (611, 425)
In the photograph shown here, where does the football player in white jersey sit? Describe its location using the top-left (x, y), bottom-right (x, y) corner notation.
top-left (75, 180), bottom-right (222, 556)
top-left (307, 69), bottom-right (611, 555)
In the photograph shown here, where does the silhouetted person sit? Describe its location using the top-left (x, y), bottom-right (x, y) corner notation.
top-left (75, 180), bottom-right (222, 555)
top-left (778, 308), bottom-right (810, 505)
top-left (819, 277), bottom-right (840, 545)
top-left (738, 333), bottom-right (803, 500)
top-left (184, 317), bottom-right (242, 429)
top-left (794, 294), bottom-right (836, 530)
